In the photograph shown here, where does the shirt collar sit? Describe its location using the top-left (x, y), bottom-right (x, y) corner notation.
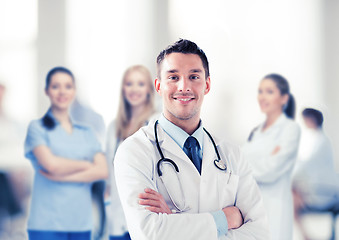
top-left (158, 114), bottom-right (204, 150)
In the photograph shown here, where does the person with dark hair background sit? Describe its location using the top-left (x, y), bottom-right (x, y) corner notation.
top-left (242, 74), bottom-right (301, 240)
top-left (24, 67), bottom-right (108, 240)
top-left (293, 108), bottom-right (339, 239)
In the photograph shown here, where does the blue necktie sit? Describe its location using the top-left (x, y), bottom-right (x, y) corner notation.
top-left (184, 136), bottom-right (202, 174)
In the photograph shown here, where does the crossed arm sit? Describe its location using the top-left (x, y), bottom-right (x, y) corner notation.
top-left (251, 123), bottom-right (300, 184)
top-left (139, 188), bottom-right (244, 230)
top-left (33, 145), bottom-right (108, 182)
top-left (114, 132), bottom-right (270, 239)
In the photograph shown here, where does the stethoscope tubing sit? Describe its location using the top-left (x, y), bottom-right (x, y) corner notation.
top-left (154, 120), bottom-right (227, 175)
top-left (153, 120), bottom-right (230, 212)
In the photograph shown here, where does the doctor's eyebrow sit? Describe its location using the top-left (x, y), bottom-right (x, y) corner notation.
top-left (166, 69), bottom-right (179, 74)
top-left (190, 69), bottom-right (203, 73)
top-left (166, 69), bottom-right (203, 74)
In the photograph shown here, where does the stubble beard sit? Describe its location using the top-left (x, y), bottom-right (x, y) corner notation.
top-left (167, 106), bottom-right (199, 122)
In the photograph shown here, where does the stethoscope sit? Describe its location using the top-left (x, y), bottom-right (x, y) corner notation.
top-left (154, 120), bottom-right (228, 213)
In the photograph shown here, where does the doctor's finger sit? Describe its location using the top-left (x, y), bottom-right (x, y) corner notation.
top-left (146, 205), bottom-right (171, 214)
top-left (138, 192), bottom-right (160, 200)
top-left (145, 206), bottom-right (164, 214)
top-left (139, 199), bottom-right (161, 207)
top-left (144, 188), bottom-right (162, 196)
top-left (144, 188), bottom-right (167, 200)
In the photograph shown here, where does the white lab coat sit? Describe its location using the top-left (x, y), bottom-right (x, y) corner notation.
top-left (114, 119), bottom-right (270, 240)
top-left (242, 114), bottom-right (300, 240)
top-left (106, 119), bottom-right (128, 236)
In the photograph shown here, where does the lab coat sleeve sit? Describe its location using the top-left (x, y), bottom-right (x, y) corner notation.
top-left (114, 132), bottom-right (219, 240)
top-left (251, 122), bottom-right (300, 184)
top-left (223, 146), bottom-right (270, 240)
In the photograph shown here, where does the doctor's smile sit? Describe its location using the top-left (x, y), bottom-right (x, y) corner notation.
top-left (172, 93), bottom-right (196, 103)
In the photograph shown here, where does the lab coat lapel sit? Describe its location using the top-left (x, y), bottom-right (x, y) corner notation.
top-left (161, 132), bottom-right (190, 163)
top-left (201, 131), bottom-right (219, 174)
top-left (144, 120), bottom-right (195, 166)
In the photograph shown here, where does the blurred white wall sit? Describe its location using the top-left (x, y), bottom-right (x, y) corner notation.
top-left (323, 0), bottom-right (339, 170)
top-left (65, 0), bottom-right (167, 125)
top-left (0, 0), bottom-right (337, 167)
top-left (0, 0), bottom-right (38, 123)
top-left (168, 0), bottom-right (324, 145)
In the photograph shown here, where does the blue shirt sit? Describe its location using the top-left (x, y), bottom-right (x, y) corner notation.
top-left (24, 109), bottom-right (102, 231)
top-left (158, 114), bottom-right (228, 237)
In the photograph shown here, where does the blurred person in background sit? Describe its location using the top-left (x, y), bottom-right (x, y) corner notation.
top-left (293, 108), bottom-right (339, 239)
top-left (70, 98), bottom-right (107, 240)
top-left (105, 65), bottom-right (156, 240)
top-left (24, 67), bottom-right (108, 240)
top-left (0, 83), bottom-right (32, 240)
top-left (242, 73), bottom-right (301, 240)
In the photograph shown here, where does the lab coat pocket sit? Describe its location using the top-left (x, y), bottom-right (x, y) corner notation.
top-left (218, 171), bottom-right (239, 207)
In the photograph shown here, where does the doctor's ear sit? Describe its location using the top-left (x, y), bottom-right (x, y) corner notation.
top-left (155, 78), bottom-right (161, 95)
top-left (204, 77), bottom-right (211, 95)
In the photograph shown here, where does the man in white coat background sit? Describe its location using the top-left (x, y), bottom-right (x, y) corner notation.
top-left (114, 39), bottom-right (269, 240)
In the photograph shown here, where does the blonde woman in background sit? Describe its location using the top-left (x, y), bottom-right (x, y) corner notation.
top-left (242, 73), bottom-right (301, 240)
top-left (106, 65), bottom-right (156, 240)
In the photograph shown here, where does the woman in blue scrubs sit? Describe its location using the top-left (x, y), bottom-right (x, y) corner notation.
top-left (24, 67), bottom-right (108, 240)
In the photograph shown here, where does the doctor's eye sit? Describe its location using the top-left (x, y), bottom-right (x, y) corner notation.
top-left (190, 75), bottom-right (200, 80)
top-left (168, 75), bottom-right (179, 81)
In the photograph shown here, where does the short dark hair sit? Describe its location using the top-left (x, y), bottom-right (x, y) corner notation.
top-left (302, 108), bottom-right (323, 127)
top-left (156, 39), bottom-right (210, 79)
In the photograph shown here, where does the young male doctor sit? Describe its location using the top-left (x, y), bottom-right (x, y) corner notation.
top-left (114, 39), bottom-right (269, 240)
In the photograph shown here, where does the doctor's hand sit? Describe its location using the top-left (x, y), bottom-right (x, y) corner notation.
top-left (222, 206), bottom-right (244, 230)
top-left (138, 188), bottom-right (172, 214)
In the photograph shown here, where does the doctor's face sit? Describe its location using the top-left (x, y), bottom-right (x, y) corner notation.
top-left (155, 53), bottom-right (210, 124)
top-left (258, 78), bottom-right (288, 116)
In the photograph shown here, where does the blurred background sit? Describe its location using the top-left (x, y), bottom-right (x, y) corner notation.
top-left (0, 0), bottom-right (338, 239)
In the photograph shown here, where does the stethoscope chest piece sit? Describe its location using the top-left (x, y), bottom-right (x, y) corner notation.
top-left (214, 159), bottom-right (227, 171)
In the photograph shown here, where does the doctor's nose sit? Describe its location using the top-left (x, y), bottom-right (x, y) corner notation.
top-left (177, 77), bottom-right (191, 92)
